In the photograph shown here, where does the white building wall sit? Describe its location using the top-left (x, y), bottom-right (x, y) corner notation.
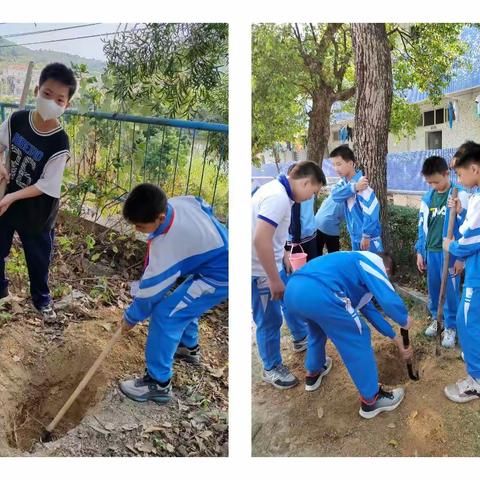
top-left (389, 89), bottom-right (480, 152)
top-left (262, 87), bottom-right (480, 164)
top-left (327, 87), bottom-right (480, 154)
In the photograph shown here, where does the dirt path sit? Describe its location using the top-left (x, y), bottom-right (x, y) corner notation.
top-left (0, 301), bottom-right (228, 457)
top-left (252, 306), bottom-right (480, 457)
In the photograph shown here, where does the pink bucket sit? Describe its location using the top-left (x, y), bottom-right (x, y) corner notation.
top-left (289, 244), bottom-right (308, 271)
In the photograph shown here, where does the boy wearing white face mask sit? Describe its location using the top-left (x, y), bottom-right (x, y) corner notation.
top-left (0, 62), bottom-right (76, 321)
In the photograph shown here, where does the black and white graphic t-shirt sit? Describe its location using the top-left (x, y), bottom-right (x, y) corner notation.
top-left (0, 110), bottom-right (70, 233)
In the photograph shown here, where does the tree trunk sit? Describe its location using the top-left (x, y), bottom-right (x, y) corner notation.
top-left (351, 23), bottom-right (393, 250)
top-left (306, 92), bottom-right (333, 166)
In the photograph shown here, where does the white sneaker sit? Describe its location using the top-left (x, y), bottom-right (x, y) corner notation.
top-left (444, 376), bottom-right (480, 403)
top-left (441, 328), bottom-right (456, 348)
top-left (425, 319), bottom-right (438, 337)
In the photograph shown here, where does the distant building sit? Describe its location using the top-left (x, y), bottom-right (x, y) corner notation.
top-left (329, 27), bottom-right (480, 154)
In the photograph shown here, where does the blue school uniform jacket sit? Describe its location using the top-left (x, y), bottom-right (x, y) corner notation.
top-left (315, 193), bottom-right (345, 236)
top-left (449, 192), bottom-right (480, 288)
top-left (332, 171), bottom-right (382, 244)
top-left (124, 196), bottom-right (228, 325)
top-left (415, 186), bottom-right (470, 260)
top-left (292, 250), bottom-right (408, 338)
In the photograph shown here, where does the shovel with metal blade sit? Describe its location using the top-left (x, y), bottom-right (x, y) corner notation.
top-left (400, 328), bottom-right (419, 381)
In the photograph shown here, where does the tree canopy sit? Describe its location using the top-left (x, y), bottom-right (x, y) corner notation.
top-left (252, 23), bottom-right (471, 161)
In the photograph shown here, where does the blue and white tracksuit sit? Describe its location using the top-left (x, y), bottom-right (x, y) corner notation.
top-left (448, 192), bottom-right (480, 380)
top-left (415, 187), bottom-right (470, 330)
top-left (251, 175), bottom-right (308, 371)
top-left (284, 251), bottom-right (408, 400)
top-left (124, 196), bottom-right (228, 383)
top-left (332, 171), bottom-right (383, 252)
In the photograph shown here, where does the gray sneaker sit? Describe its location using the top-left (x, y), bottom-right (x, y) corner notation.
top-left (262, 364), bottom-right (299, 389)
top-left (119, 373), bottom-right (172, 404)
top-left (444, 376), bottom-right (480, 403)
top-left (38, 304), bottom-right (57, 322)
top-left (293, 336), bottom-right (307, 353)
top-left (425, 319), bottom-right (438, 337)
top-left (359, 386), bottom-right (405, 419)
top-left (174, 345), bottom-right (200, 365)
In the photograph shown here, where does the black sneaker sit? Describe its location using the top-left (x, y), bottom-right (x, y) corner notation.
top-left (174, 345), bottom-right (201, 365)
top-left (305, 357), bottom-right (333, 392)
top-left (119, 372), bottom-right (172, 404)
top-left (359, 386), bottom-right (405, 419)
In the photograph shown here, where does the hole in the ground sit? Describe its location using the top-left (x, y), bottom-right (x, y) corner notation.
top-left (6, 346), bottom-right (107, 452)
top-left (376, 342), bottom-right (427, 386)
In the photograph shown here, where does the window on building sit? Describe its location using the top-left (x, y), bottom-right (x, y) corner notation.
top-left (435, 109), bottom-right (444, 124)
top-left (422, 108), bottom-right (449, 127)
top-left (426, 130), bottom-right (442, 150)
top-left (424, 110), bottom-right (435, 126)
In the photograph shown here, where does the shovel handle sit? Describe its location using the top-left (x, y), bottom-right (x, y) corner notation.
top-left (400, 328), bottom-right (410, 347)
top-left (45, 325), bottom-right (123, 434)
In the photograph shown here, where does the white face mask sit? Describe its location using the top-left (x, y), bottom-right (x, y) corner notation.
top-left (36, 95), bottom-right (65, 121)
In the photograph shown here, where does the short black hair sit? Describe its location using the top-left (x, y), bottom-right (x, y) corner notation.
top-left (39, 63), bottom-right (77, 99)
top-left (453, 141), bottom-right (480, 161)
top-left (421, 156), bottom-right (449, 176)
top-left (455, 145), bottom-right (480, 169)
top-left (377, 251), bottom-right (396, 276)
top-left (329, 144), bottom-right (355, 162)
top-left (123, 183), bottom-right (168, 224)
top-left (288, 161), bottom-right (326, 186)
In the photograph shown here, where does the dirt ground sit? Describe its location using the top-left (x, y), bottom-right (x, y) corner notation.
top-left (0, 217), bottom-right (228, 457)
top-left (252, 304), bottom-right (480, 457)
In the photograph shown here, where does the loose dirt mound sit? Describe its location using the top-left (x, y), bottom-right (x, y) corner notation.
top-left (0, 310), bottom-right (144, 453)
top-left (252, 308), bottom-right (480, 457)
top-left (0, 303), bottom-right (228, 457)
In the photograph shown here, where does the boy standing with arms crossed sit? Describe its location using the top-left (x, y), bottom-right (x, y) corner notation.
top-left (330, 145), bottom-right (383, 253)
top-left (252, 161), bottom-right (326, 389)
top-left (0, 63), bottom-right (76, 320)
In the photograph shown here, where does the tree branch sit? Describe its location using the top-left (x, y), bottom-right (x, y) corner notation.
top-left (333, 85), bottom-right (356, 102)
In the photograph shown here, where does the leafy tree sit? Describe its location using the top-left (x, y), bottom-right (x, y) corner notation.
top-left (252, 23), bottom-right (470, 164)
top-left (252, 23), bottom-right (355, 164)
top-left (102, 23), bottom-right (228, 122)
top-left (387, 23), bottom-right (467, 138)
top-left (352, 23), bottom-right (468, 248)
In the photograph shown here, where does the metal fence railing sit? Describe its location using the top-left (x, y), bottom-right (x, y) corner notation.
top-left (0, 103), bottom-right (229, 220)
